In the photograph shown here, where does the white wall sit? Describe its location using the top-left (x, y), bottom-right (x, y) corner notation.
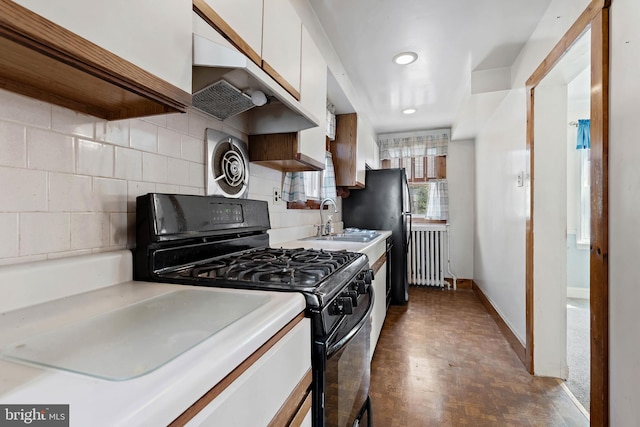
top-left (473, 0), bottom-right (590, 345)
top-left (447, 139), bottom-right (475, 279)
top-left (610, 0), bottom-right (640, 423)
top-left (0, 88), bottom-right (323, 265)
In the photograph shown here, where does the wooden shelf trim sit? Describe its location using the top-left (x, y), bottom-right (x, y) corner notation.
top-left (371, 253), bottom-right (387, 275)
top-left (268, 370), bottom-right (312, 427)
top-left (0, 0), bottom-right (191, 120)
top-left (249, 132), bottom-right (324, 172)
top-left (192, 0), bottom-right (262, 66)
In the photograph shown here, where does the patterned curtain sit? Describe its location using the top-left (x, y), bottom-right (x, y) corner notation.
top-left (282, 152), bottom-right (337, 202)
top-left (321, 151), bottom-right (337, 199)
top-left (282, 172), bottom-right (306, 202)
top-left (425, 180), bottom-right (449, 220)
top-left (379, 129), bottom-right (450, 160)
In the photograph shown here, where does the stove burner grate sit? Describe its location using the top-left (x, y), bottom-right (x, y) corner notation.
top-left (187, 248), bottom-right (358, 288)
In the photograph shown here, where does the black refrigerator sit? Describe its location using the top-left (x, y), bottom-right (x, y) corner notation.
top-left (342, 168), bottom-right (411, 305)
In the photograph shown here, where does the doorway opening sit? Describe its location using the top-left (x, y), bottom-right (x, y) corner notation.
top-left (525, 0), bottom-right (609, 425)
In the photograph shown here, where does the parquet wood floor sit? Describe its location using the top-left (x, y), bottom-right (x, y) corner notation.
top-left (369, 287), bottom-right (588, 426)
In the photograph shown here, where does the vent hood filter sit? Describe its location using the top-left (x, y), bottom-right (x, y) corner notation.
top-left (193, 80), bottom-right (256, 120)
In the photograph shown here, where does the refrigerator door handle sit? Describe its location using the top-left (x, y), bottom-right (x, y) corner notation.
top-left (403, 212), bottom-right (412, 253)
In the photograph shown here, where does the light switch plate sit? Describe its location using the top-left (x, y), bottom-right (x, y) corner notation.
top-left (517, 171), bottom-right (524, 187)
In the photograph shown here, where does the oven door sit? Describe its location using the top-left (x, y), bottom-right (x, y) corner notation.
top-left (315, 287), bottom-right (374, 427)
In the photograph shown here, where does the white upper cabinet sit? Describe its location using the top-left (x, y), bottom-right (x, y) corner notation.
top-left (298, 27), bottom-right (328, 167)
top-left (262, 0), bottom-right (302, 98)
top-left (13, 0), bottom-right (192, 93)
top-left (201, 0), bottom-right (264, 64)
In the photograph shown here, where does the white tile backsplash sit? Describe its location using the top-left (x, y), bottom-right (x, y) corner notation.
top-left (27, 128), bottom-right (75, 173)
top-left (0, 88), bottom-right (325, 264)
top-left (114, 147), bottom-right (142, 181)
top-left (109, 212), bottom-right (129, 247)
top-left (48, 173), bottom-right (93, 212)
top-left (70, 213), bottom-right (110, 250)
top-left (166, 112), bottom-right (189, 134)
top-left (130, 120), bottom-right (158, 152)
top-left (142, 152), bottom-right (168, 183)
top-left (189, 162), bottom-right (205, 188)
top-left (51, 106), bottom-right (95, 139)
top-left (0, 90), bottom-right (51, 129)
top-left (77, 139), bottom-right (114, 177)
top-left (181, 134), bottom-right (204, 163)
top-left (167, 157), bottom-right (191, 186)
top-left (20, 212), bottom-right (70, 255)
top-left (0, 213), bottom-right (18, 258)
top-left (97, 119), bottom-right (130, 147)
top-left (0, 166), bottom-right (47, 212)
top-left (158, 127), bottom-right (183, 158)
top-left (92, 178), bottom-right (128, 213)
top-left (0, 121), bottom-right (26, 168)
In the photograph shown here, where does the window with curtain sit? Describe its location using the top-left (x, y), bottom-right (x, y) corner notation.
top-left (576, 119), bottom-right (590, 244)
top-left (282, 151), bottom-right (337, 208)
top-left (379, 129), bottom-right (450, 222)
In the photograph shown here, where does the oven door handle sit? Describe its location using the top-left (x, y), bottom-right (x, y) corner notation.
top-left (327, 287), bottom-right (374, 357)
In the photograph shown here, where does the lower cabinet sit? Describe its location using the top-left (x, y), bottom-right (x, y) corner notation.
top-left (366, 238), bottom-right (389, 358)
top-left (173, 316), bottom-right (311, 427)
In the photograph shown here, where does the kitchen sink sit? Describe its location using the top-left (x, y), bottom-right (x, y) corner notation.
top-left (303, 230), bottom-right (380, 243)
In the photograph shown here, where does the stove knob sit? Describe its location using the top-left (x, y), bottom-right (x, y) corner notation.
top-left (353, 279), bottom-right (367, 294)
top-left (331, 296), bottom-right (354, 315)
top-left (345, 290), bottom-right (358, 307)
top-left (359, 269), bottom-right (374, 284)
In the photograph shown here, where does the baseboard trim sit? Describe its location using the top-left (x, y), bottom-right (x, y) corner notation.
top-left (472, 281), bottom-right (527, 368)
top-left (454, 278), bottom-right (472, 289)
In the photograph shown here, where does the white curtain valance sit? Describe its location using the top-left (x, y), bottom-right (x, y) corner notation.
top-left (378, 129), bottom-right (450, 159)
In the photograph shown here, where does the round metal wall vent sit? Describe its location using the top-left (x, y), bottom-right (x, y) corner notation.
top-left (206, 129), bottom-right (249, 198)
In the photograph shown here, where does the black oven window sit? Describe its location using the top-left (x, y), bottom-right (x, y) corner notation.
top-left (324, 319), bottom-right (371, 427)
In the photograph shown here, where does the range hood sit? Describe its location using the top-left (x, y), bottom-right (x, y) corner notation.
top-left (192, 33), bottom-right (319, 134)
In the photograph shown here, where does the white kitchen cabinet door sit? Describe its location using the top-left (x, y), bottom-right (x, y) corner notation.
top-left (370, 262), bottom-right (387, 359)
top-left (185, 319), bottom-right (311, 426)
top-left (202, 0), bottom-right (263, 61)
top-left (262, 0), bottom-right (302, 98)
top-left (297, 27), bottom-right (328, 168)
top-left (12, 0), bottom-right (192, 92)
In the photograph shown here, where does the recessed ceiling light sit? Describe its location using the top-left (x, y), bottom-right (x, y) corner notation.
top-left (393, 52), bottom-right (418, 65)
top-left (402, 108), bottom-right (417, 115)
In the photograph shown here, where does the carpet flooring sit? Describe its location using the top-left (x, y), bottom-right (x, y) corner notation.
top-left (566, 297), bottom-right (590, 412)
top-left (369, 286), bottom-right (589, 426)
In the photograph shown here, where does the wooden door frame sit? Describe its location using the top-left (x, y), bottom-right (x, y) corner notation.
top-left (525, 0), bottom-right (610, 425)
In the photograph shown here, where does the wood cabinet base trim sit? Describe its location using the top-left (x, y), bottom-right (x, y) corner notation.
top-left (371, 254), bottom-right (387, 275)
top-left (168, 312), bottom-right (306, 427)
top-left (0, 1), bottom-right (191, 120)
top-left (262, 60), bottom-right (301, 101)
top-left (268, 370), bottom-right (312, 427)
top-left (192, 0), bottom-right (262, 66)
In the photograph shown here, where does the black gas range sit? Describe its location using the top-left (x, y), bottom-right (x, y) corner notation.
top-left (134, 193), bottom-right (373, 427)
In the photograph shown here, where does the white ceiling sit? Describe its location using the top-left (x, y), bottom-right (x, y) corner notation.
top-left (308, 0), bottom-right (553, 138)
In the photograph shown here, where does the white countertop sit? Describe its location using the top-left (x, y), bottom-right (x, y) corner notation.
top-left (0, 253), bottom-right (305, 427)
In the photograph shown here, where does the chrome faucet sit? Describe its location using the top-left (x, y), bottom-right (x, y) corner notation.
top-left (319, 197), bottom-right (338, 236)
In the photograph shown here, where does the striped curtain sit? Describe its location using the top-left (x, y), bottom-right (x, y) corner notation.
top-left (282, 172), bottom-right (306, 202)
